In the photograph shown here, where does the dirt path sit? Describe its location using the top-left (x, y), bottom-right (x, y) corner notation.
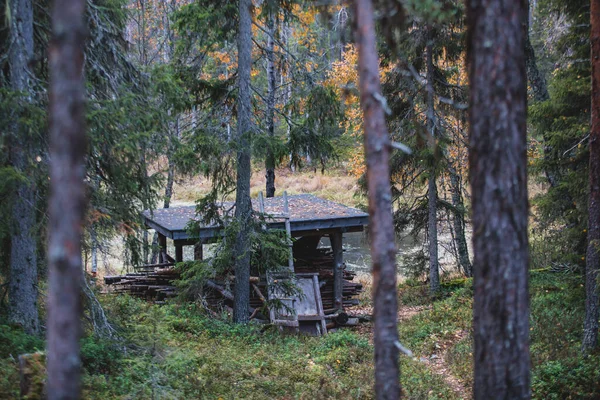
top-left (351, 305), bottom-right (470, 399)
top-left (418, 328), bottom-right (470, 399)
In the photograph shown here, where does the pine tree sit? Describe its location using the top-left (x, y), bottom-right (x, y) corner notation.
top-left (7, 0), bottom-right (40, 335)
top-left (467, 0), bottom-right (531, 397)
top-left (582, 0), bottom-right (600, 353)
top-left (233, 0), bottom-right (254, 323)
top-left (353, 0), bottom-right (400, 397)
top-left (46, 0), bottom-right (87, 397)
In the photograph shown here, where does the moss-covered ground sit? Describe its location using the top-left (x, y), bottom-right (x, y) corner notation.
top-left (1, 270), bottom-right (598, 399)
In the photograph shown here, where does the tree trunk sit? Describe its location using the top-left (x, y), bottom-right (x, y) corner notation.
top-left (47, 0), bottom-right (87, 398)
top-left (449, 167), bottom-right (472, 277)
top-left (233, 0), bottom-right (253, 324)
top-left (282, 21), bottom-right (295, 172)
top-left (150, 116), bottom-right (179, 264)
top-left (8, 0), bottom-right (40, 335)
top-left (467, 0), bottom-right (531, 398)
top-left (582, 0), bottom-right (600, 353)
top-left (524, 0), bottom-right (557, 188)
top-left (426, 32), bottom-right (440, 295)
top-left (353, 0), bottom-right (400, 398)
top-left (524, 0), bottom-right (549, 103)
top-left (265, 5), bottom-right (276, 198)
top-left (91, 225), bottom-right (98, 276)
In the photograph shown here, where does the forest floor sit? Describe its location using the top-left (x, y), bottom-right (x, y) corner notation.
top-left (0, 168), bottom-right (597, 399)
top-left (1, 270), bottom-right (599, 399)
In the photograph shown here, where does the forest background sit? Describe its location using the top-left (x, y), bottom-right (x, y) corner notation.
top-left (1, 0), bottom-right (599, 398)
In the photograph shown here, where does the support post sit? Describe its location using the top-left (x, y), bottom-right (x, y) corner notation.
top-left (175, 243), bottom-right (183, 263)
top-left (330, 231), bottom-right (344, 311)
top-left (194, 243), bottom-right (203, 261)
top-left (157, 233), bottom-right (167, 264)
top-left (283, 191), bottom-right (294, 272)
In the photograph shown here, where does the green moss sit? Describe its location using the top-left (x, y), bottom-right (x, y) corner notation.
top-left (2, 270), bottom-right (591, 399)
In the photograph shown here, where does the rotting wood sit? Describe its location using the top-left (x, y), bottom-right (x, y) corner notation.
top-left (252, 283), bottom-right (266, 303)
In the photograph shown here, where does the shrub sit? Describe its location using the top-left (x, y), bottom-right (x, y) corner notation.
top-left (532, 355), bottom-right (600, 399)
top-left (80, 336), bottom-right (122, 375)
top-left (0, 325), bottom-right (44, 358)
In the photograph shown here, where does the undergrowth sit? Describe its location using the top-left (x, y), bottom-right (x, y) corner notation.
top-left (0, 270), bottom-right (597, 399)
top-left (0, 294), bottom-right (451, 399)
top-left (396, 270), bottom-right (600, 399)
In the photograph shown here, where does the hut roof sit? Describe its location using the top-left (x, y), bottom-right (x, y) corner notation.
top-left (142, 194), bottom-right (369, 241)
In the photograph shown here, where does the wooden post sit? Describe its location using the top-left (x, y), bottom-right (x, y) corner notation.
top-left (194, 243), bottom-right (203, 261)
top-left (157, 233), bottom-right (167, 263)
top-left (330, 231), bottom-right (344, 311)
top-left (283, 191), bottom-right (294, 272)
top-left (175, 243), bottom-right (183, 263)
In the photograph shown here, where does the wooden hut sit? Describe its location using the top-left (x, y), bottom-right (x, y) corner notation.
top-left (106, 194), bottom-right (368, 333)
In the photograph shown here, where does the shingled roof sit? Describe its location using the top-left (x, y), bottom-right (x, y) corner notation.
top-left (142, 194), bottom-right (369, 240)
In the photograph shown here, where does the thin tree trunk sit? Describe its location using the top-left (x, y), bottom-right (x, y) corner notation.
top-left (233, 0), bottom-right (253, 324)
top-left (524, 0), bottom-right (556, 188)
top-left (467, 0), bottom-right (531, 398)
top-left (282, 21), bottom-right (295, 172)
top-left (449, 167), bottom-right (472, 277)
top-left (525, 0), bottom-right (549, 103)
top-left (91, 225), bottom-right (98, 276)
top-left (265, 5), bottom-right (276, 198)
top-left (47, 0), bottom-right (87, 398)
top-left (582, 0), bottom-right (600, 353)
top-left (141, 147), bottom-right (150, 264)
top-left (353, 0), bottom-right (400, 398)
top-left (426, 31), bottom-right (440, 294)
top-left (8, 0), bottom-right (39, 335)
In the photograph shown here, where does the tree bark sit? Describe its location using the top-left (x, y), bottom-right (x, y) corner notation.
top-left (265, 5), bottom-right (277, 198)
top-left (8, 0), bottom-right (40, 335)
top-left (524, 0), bottom-right (549, 103)
top-left (233, 0), bottom-right (253, 324)
top-left (426, 31), bottom-right (440, 295)
top-left (47, 0), bottom-right (87, 398)
top-left (582, 0), bottom-right (600, 353)
top-left (353, 0), bottom-right (400, 398)
top-left (524, 0), bottom-right (557, 188)
top-left (150, 116), bottom-right (179, 264)
top-left (449, 167), bottom-right (472, 277)
top-left (91, 225), bottom-right (98, 276)
top-left (467, 0), bottom-right (531, 398)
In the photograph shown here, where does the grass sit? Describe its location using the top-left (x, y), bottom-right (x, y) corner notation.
top-left (395, 270), bottom-right (600, 399)
top-left (0, 294), bottom-right (452, 399)
top-left (173, 166), bottom-right (366, 208)
top-left (1, 271), bottom-right (598, 399)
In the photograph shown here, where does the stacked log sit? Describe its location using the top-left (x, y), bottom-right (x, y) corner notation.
top-left (104, 266), bottom-right (178, 301)
top-left (103, 247), bottom-right (363, 315)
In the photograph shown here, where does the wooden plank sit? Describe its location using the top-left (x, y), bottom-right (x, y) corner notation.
top-left (283, 191), bottom-right (294, 272)
top-left (143, 217), bottom-right (175, 239)
top-left (168, 219), bottom-right (367, 241)
top-left (158, 234), bottom-right (167, 263)
top-left (330, 231), bottom-right (344, 311)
